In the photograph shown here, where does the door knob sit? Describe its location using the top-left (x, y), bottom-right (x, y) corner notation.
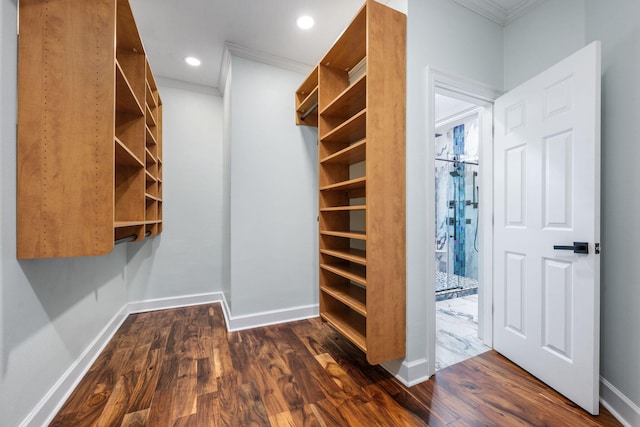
top-left (553, 242), bottom-right (589, 254)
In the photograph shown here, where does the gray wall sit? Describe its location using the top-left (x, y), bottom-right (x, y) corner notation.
top-left (585, 0), bottom-right (640, 411)
top-left (503, 0), bottom-right (586, 90)
top-left (227, 55), bottom-right (318, 317)
top-left (126, 83), bottom-right (224, 301)
top-left (503, 0), bottom-right (640, 414)
top-left (1, 4), bottom-right (128, 427)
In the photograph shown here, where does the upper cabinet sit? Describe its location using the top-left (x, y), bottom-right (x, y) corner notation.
top-left (296, 0), bottom-right (406, 365)
top-left (17, 0), bottom-right (163, 259)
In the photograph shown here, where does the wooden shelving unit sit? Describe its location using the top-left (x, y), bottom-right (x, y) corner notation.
top-left (296, 0), bottom-right (406, 365)
top-left (17, 0), bottom-right (163, 258)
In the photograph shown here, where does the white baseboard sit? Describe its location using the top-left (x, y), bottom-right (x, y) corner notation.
top-left (127, 292), bottom-right (224, 314)
top-left (225, 303), bottom-right (319, 331)
top-left (381, 357), bottom-right (430, 387)
top-left (21, 305), bottom-right (129, 427)
top-left (600, 377), bottom-right (640, 427)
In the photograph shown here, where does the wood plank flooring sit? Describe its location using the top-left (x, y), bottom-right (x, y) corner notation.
top-left (50, 303), bottom-right (622, 426)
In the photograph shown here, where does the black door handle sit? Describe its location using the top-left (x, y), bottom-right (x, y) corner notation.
top-left (553, 242), bottom-right (589, 254)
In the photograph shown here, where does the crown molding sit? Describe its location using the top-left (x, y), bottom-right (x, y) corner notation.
top-left (156, 76), bottom-right (221, 97)
top-left (451, 0), bottom-right (544, 26)
top-left (218, 42), bottom-right (314, 95)
top-left (218, 44), bottom-right (232, 96)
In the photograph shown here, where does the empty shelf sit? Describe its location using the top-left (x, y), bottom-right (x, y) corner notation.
top-left (320, 312), bottom-right (366, 353)
top-left (321, 248), bottom-right (366, 265)
top-left (320, 177), bottom-right (366, 192)
top-left (320, 205), bottom-right (366, 212)
top-left (321, 284), bottom-right (367, 317)
top-left (320, 139), bottom-right (366, 165)
top-left (321, 230), bottom-right (366, 240)
top-left (320, 263), bottom-right (366, 286)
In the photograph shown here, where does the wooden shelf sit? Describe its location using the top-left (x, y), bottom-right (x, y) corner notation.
top-left (320, 74), bottom-right (367, 118)
top-left (321, 109), bottom-right (366, 143)
top-left (146, 81), bottom-right (158, 109)
top-left (145, 147), bottom-right (157, 164)
top-left (321, 248), bottom-right (367, 265)
top-left (320, 312), bottom-right (367, 353)
top-left (321, 284), bottom-right (367, 317)
top-left (115, 137), bottom-right (144, 167)
top-left (18, 0), bottom-right (163, 258)
top-left (146, 126), bottom-right (158, 146)
top-left (320, 177), bottom-right (366, 192)
top-left (114, 221), bottom-right (145, 228)
top-left (320, 263), bottom-right (366, 286)
top-left (145, 193), bottom-right (161, 202)
top-left (297, 86), bottom-right (318, 115)
top-left (320, 139), bottom-right (366, 164)
top-left (320, 205), bottom-right (366, 212)
top-left (296, 65), bottom-right (319, 126)
top-left (146, 105), bottom-right (158, 128)
top-left (321, 230), bottom-right (366, 240)
top-left (116, 61), bottom-right (144, 116)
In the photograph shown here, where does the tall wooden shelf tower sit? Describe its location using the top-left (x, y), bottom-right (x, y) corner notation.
top-left (17, 0), bottom-right (163, 259)
top-left (295, 0), bottom-right (406, 365)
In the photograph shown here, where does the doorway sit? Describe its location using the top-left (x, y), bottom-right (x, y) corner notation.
top-left (434, 93), bottom-right (488, 370)
top-left (425, 67), bottom-right (501, 376)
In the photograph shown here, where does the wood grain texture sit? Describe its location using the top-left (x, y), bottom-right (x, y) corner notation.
top-left (363, 0), bottom-right (407, 364)
top-left (17, 0), bottom-right (162, 258)
top-left (51, 303), bottom-right (621, 426)
top-left (17, 0), bottom-right (116, 258)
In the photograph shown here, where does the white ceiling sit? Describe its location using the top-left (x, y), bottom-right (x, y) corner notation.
top-left (129, 0), bottom-right (542, 90)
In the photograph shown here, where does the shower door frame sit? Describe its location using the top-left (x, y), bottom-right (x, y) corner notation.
top-left (426, 67), bottom-right (501, 377)
top-left (435, 110), bottom-right (482, 295)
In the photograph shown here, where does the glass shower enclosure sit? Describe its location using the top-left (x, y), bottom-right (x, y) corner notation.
top-left (435, 116), bottom-right (480, 301)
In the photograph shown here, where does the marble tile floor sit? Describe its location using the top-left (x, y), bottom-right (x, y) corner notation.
top-left (436, 294), bottom-right (490, 371)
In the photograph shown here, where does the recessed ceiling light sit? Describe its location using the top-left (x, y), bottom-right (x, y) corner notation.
top-left (185, 56), bottom-right (201, 67)
top-left (296, 15), bottom-right (314, 30)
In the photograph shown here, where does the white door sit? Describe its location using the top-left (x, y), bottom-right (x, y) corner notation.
top-left (493, 41), bottom-right (601, 414)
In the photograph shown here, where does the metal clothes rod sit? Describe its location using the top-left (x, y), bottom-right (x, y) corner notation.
top-left (114, 230), bottom-right (153, 245)
top-left (300, 102), bottom-right (318, 121)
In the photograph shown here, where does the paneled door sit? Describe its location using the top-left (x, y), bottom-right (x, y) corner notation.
top-left (493, 41), bottom-right (601, 414)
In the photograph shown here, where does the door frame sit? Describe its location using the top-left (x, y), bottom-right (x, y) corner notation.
top-left (425, 67), bottom-right (502, 376)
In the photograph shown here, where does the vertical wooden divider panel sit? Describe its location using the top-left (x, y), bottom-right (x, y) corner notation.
top-left (364, 0), bottom-right (406, 364)
top-left (17, 0), bottom-right (115, 258)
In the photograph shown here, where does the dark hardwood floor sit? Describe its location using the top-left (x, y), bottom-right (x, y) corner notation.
top-left (50, 303), bottom-right (621, 426)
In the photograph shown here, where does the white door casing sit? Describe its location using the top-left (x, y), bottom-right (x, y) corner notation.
top-left (425, 67), bottom-right (501, 378)
top-left (493, 41), bottom-right (601, 414)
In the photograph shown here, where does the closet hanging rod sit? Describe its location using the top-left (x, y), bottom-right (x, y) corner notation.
top-left (301, 102), bottom-right (318, 121)
top-left (115, 230), bottom-right (152, 245)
